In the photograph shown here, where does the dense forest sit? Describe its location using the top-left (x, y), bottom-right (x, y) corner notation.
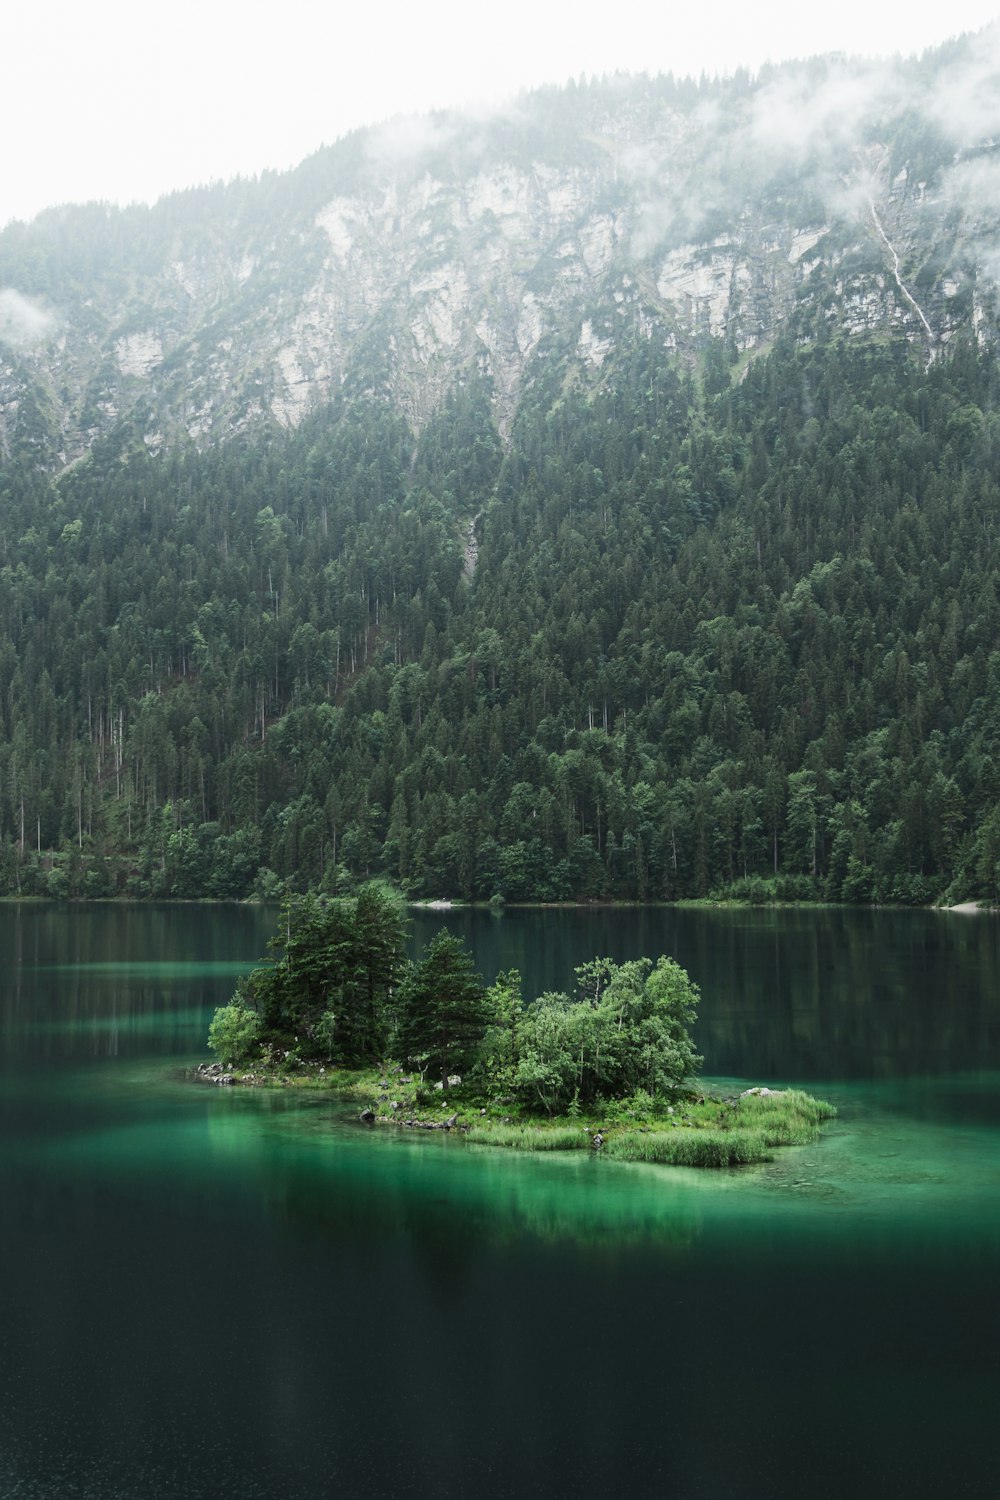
top-left (2, 318), bottom-right (999, 906)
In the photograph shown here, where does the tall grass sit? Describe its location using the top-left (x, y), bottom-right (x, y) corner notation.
top-left (465, 1123), bottom-right (591, 1151)
top-left (603, 1128), bottom-right (771, 1167)
top-left (734, 1088), bottom-right (837, 1146)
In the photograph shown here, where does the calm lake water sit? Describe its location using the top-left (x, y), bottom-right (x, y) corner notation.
top-left (2, 902), bottom-right (999, 1499)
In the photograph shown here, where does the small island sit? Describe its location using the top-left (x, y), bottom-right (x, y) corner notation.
top-left (203, 882), bottom-right (836, 1168)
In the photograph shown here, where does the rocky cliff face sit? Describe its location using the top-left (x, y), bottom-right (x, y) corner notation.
top-left (2, 35), bottom-right (1000, 465)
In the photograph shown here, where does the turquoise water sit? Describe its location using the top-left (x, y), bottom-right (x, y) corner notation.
top-left (2, 904), bottom-right (999, 1498)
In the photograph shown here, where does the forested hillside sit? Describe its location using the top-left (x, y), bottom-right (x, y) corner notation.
top-left (2, 322), bottom-right (1000, 904)
top-left (4, 44), bottom-right (1000, 904)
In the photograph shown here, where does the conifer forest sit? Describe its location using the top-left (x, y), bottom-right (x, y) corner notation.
top-left (3, 57), bottom-right (1000, 907)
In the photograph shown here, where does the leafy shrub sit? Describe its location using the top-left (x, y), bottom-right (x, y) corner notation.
top-left (207, 1003), bottom-right (261, 1067)
top-left (710, 876), bottom-right (776, 905)
top-left (511, 956), bottom-right (702, 1114)
top-left (880, 873), bottom-right (938, 906)
top-left (840, 857), bottom-right (875, 904)
top-left (599, 1088), bottom-right (658, 1124)
top-left (774, 875), bottom-right (821, 903)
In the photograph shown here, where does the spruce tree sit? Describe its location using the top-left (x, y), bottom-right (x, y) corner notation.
top-left (396, 929), bottom-right (486, 1086)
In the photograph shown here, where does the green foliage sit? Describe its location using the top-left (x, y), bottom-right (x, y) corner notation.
top-left (602, 1129), bottom-right (770, 1167)
top-left (465, 1123), bottom-right (590, 1151)
top-left (459, 1087), bottom-right (835, 1164)
top-left (235, 881), bottom-right (408, 1062)
top-left (709, 876), bottom-right (776, 904)
top-left (211, 890), bottom-right (705, 1128)
top-left (475, 968), bottom-right (524, 1092)
top-left (601, 1087), bottom-right (838, 1163)
top-left (207, 1002), bottom-right (261, 1067)
top-left (512, 956), bottom-right (702, 1114)
top-left (3, 307), bottom-right (1000, 909)
top-left (734, 1087), bottom-right (837, 1145)
top-left (598, 1088), bottom-right (657, 1124)
top-left (396, 928), bottom-right (487, 1085)
top-left (206, 896), bottom-right (835, 1169)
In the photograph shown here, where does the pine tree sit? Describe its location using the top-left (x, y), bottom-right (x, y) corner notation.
top-left (396, 929), bottom-right (486, 1086)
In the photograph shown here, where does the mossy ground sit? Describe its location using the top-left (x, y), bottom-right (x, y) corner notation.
top-left (203, 1057), bottom-right (836, 1168)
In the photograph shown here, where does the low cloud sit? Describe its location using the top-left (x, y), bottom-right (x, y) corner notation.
top-left (364, 95), bottom-right (530, 185)
top-left (974, 245), bottom-right (1000, 286)
top-left (0, 288), bottom-right (57, 347)
top-left (368, 112), bottom-right (454, 167)
top-left (624, 51), bottom-right (979, 261)
top-left (623, 101), bottom-right (733, 257)
top-left (748, 58), bottom-right (904, 168)
top-left (941, 155), bottom-right (1000, 216)
top-left (825, 170), bottom-right (882, 223)
top-left (927, 23), bottom-right (1000, 148)
top-left (939, 155), bottom-right (1000, 286)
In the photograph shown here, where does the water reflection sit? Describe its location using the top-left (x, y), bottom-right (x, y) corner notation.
top-left (413, 905), bottom-right (1000, 1080)
top-left (3, 904), bottom-right (1000, 1499)
top-left (5, 901), bottom-right (998, 1079)
top-left (0, 903), bottom-right (272, 1059)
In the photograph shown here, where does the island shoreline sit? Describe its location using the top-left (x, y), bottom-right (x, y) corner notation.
top-left (192, 1060), bottom-right (838, 1169)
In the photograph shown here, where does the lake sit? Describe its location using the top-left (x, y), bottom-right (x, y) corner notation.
top-left (2, 902), bottom-right (999, 1499)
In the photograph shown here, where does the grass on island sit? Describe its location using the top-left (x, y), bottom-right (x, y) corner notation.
top-left (463, 1088), bottom-right (836, 1167)
top-left (202, 1056), bottom-right (836, 1168)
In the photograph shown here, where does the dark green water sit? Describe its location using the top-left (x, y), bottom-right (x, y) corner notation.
top-left (2, 903), bottom-right (999, 1499)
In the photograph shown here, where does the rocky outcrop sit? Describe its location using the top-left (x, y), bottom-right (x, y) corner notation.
top-left (195, 1061), bottom-right (237, 1085)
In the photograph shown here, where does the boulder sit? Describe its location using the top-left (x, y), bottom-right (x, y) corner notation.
top-left (359, 1108), bottom-right (376, 1124)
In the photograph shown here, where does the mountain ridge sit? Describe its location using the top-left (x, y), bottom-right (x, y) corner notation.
top-left (3, 37), bottom-right (1000, 465)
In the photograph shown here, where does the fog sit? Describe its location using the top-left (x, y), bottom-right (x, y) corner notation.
top-left (4, 0), bottom-right (1000, 228)
top-left (0, 289), bottom-right (58, 346)
top-left (620, 25), bottom-right (1000, 261)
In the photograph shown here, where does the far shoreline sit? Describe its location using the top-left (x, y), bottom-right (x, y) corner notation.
top-left (0, 894), bottom-right (994, 914)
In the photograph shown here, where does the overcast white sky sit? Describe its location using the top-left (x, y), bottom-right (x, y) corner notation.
top-left (3, 0), bottom-right (999, 228)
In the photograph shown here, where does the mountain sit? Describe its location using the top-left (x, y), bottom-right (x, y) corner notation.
top-left (2, 37), bottom-right (1000, 907)
top-left (3, 35), bottom-right (1000, 464)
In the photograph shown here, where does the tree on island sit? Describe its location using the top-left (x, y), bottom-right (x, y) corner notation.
top-left (208, 892), bottom-right (702, 1115)
top-left (476, 968), bottom-right (524, 1094)
top-left (511, 957), bottom-right (702, 1114)
top-left (210, 881), bottom-right (408, 1066)
top-left (396, 928), bottom-right (487, 1087)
